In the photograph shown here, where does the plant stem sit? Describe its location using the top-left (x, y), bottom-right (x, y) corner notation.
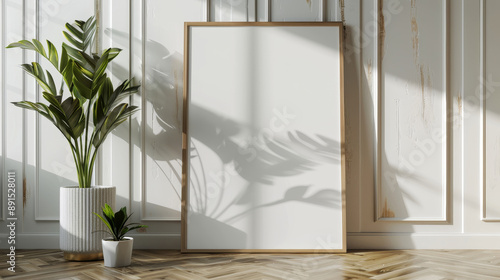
top-left (84, 99), bottom-right (92, 187)
top-left (71, 138), bottom-right (84, 188)
top-left (69, 140), bottom-right (83, 188)
top-left (88, 145), bottom-right (100, 186)
top-left (86, 145), bottom-right (94, 188)
top-left (73, 137), bottom-right (85, 188)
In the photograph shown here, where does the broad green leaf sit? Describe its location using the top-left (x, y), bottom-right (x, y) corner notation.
top-left (46, 71), bottom-right (57, 96)
top-left (92, 73), bottom-right (107, 93)
top-left (67, 106), bottom-right (82, 131)
top-left (42, 92), bottom-right (63, 114)
top-left (32, 39), bottom-right (47, 57)
top-left (93, 78), bottom-right (113, 125)
top-left (20, 63), bottom-right (33, 74)
top-left (61, 97), bottom-right (78, 117)
top-left (112, 85), bottom-right (140, 107)
top-left (47, 40), bottom-right (59, 69)
top-left (58, 78), bottom-right (65, 96)
top-left (72, 68), bottom-right (92, 99)
top-left (73, 65), bottom-right (92, 88)
top-left (13, 101), bottom-right (51, 119)
top-left (82, 21), bottom-right (96, 51)
top-left (94, 52), bottom-right (109, 79)
top-left (21, 63), bottom-right (56, 95)
top-left (63, 30), bottom-right (84, 51)
top-left (62, 42), bottom-right (84, 64)
top-left (77, 63), bottom-right (94, 78)
top-left (114, 208), bottom-right (126, 231)
top-left (65, 22), bottom-right (83, 39)
top-left (75, 19), bottom-right (86, 29)
top-left (82, 16), bottom-right (95, 32)
top-left (47, 104), bottom-right (67, 125)
top-left (64, 16), bottom-right (96, 53)
top-left (65, 102), bottom-right (83, 133)
top-left (104, 104), bottom-right (127, 130)
top-left (32, 62), bottom-right (44, 80)
top-left (60, 47), bottom-right (69, 72)
top-left (47, 104), bottom-right (73, 139)
top-left (61, 60), bottom-right (74, 91)
top-left (72, 120), bottom-right (85, 139)
top-left (71, 84), bottom-right (87, 106)
top-left (106, 48), bottom-right (121, 62)
top-left (102, 204), bottom-right (115, 219)
top-left (119, 228), bottom-right (130, 239)
top-left (93, 105), bottom-right (138, 147)
top-left (6, 40), bottom-right (36, 51)
top-left (81, 52), bottom-right (97, 70)
top-left (14, 101), bottom-right (73, 141)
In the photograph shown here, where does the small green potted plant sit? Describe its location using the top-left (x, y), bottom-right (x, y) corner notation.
top-left (94, 203), bottom-right (148, 267)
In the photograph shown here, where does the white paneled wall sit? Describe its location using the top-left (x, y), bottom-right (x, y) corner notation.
top-left (3, 0), bottom-right (500, 249)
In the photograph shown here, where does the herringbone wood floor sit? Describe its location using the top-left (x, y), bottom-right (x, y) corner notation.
top-left (1, 250), bottom-right (500, 279)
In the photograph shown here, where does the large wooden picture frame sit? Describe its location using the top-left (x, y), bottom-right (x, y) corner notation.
top-left (182, 22), bottom-right (345, 253)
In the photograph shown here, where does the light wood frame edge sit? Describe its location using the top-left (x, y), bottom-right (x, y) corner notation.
top-left (181, 21), bottom-right (346, 253)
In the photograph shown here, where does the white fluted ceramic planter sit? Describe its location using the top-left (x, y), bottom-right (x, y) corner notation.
top-left (60, 186), bottom-right (116, 261)
top-left (102, 237), bottom-right (134, 267)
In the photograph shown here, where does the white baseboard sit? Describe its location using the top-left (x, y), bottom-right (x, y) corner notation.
top-left (129, 234), bottom-right (181, 249)
top-left (0, 233), bottom-right (181, 250)
top-left (0, 234), bottom-right (59, 249)
top-left (347, 233), bottom-right (500, 249)
top-left (3, 233), bottom-right (500, 250)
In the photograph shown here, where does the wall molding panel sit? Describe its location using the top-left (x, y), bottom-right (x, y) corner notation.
top-left (481, 0), bottom-right (500, 222)
top-left (375, 0), bottom-right (449, 222)
top-left (480, 0), bottom-right (490, 221)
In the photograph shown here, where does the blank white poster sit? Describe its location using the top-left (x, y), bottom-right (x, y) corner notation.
top-left (183, 23), bottom-right (345, 252)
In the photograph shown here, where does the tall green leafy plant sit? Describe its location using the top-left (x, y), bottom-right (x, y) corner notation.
top-left (7, 16), bottom-right (139, 188)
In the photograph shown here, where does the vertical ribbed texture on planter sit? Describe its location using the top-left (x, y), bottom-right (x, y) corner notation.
top-left (60, 186), bottom-right (116, 261)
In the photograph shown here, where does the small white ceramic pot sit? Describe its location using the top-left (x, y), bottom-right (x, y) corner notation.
top-left (102, 237), bottom-right (134, 267)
